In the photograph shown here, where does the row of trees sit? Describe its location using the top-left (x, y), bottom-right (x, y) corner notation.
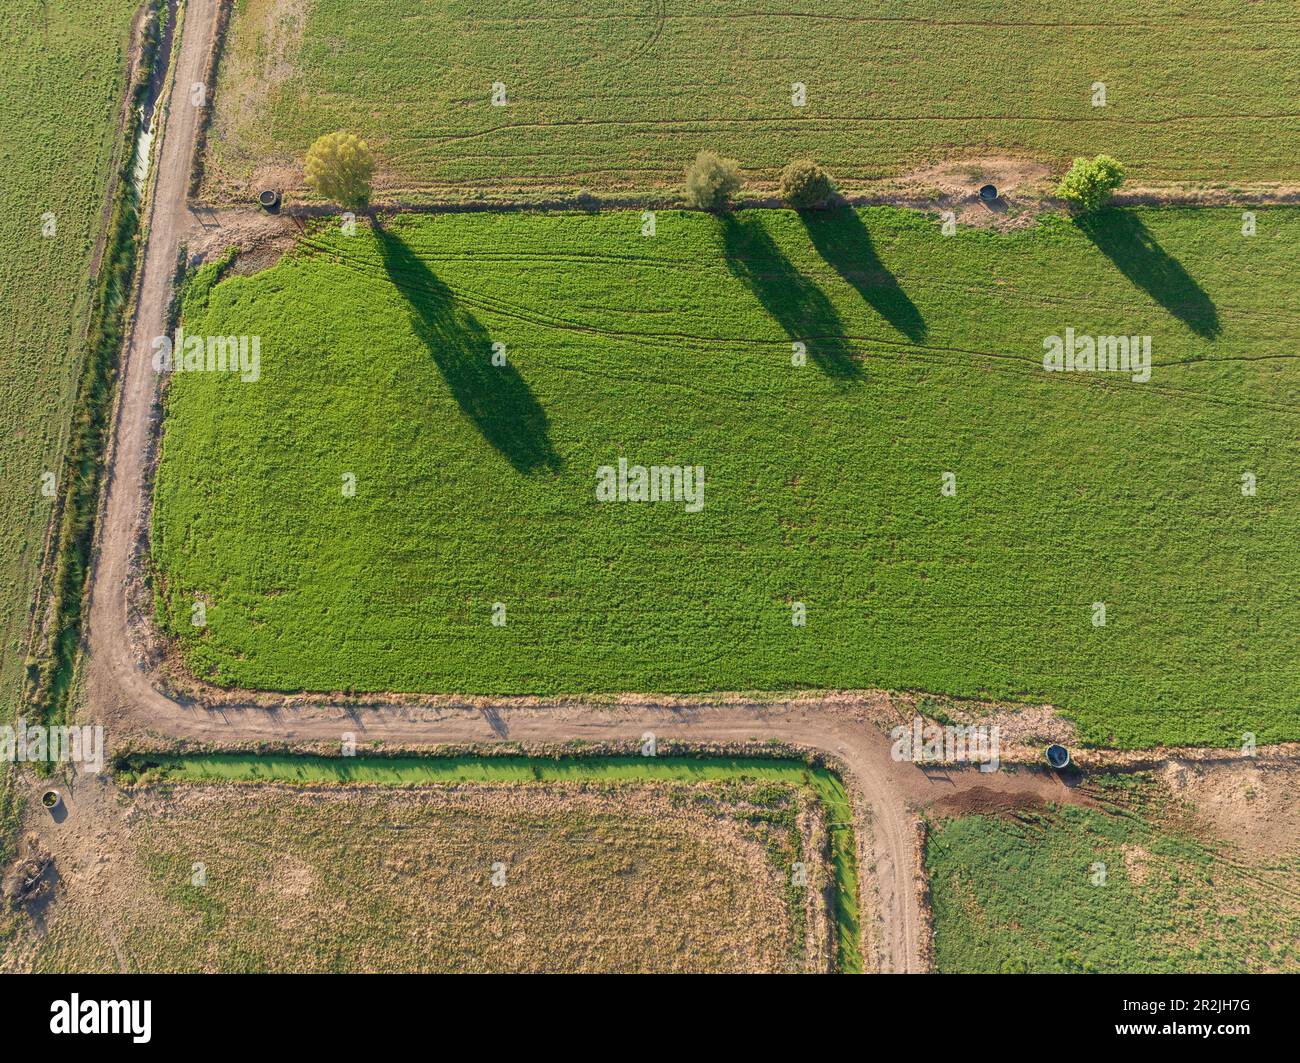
top-left (301, 134), bottom-right (840, 214)
top-left (300, 131), bottom-right (1125, 216)
top-left (685, 150), bottom-right (1125, 213)
top-left (685, 151), bottom-right (833, 211)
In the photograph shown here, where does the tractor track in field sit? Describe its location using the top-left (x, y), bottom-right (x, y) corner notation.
top-left (420, 112), bottom-right (1300, 151)
top-left (479, 12), bottom-right (1298, 32)
top-left (75, 0), bottom-right (1300, 976)
top-left (297, 232), bottom-right (1300, 420)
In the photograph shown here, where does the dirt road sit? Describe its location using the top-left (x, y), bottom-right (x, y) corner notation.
top-left (71, 0), bottom-right (1259, 975)
top-left (97, 691), bottom-right (1093, 972)
top-left (84, 0), bottom-right (218, 717)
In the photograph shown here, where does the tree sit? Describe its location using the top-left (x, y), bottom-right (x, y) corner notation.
top-left (778, 159), bottom-right (834, 209)
top-left (684, 150), bottom-right (743, 211)
top-left (304, 131), bottom-right (375, 209)
top-left (1056, 155), bottom-right (1125, 213)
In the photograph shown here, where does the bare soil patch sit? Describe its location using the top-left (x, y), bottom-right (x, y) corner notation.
top-left (901, 155), bottom-right (1054, 198)
top-left (1121, 843), bottom-right (1152, 886)
top-left (927, 786), bottom-right (1049, 820)
top-left (1160, 757), bottom-right (1300, 859)
top-left (185, 206), bottom-right (297, 271)
top-left (884, 155), bottom-right (1055, 230)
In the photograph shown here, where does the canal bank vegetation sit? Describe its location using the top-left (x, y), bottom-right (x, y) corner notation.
top-left (24, 0), bottom-right (172, 728)
top-left (0, 0), bottom-right (154, 961)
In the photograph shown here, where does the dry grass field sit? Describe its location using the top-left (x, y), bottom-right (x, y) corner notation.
top-left (11, 779), bottom-right (834, 973)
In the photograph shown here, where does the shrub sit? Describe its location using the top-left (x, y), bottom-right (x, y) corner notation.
top-left (1056, 155), bottom-right (1125, 213)
top-left (304, 131), bottom-right (375, 210)
top-left (778, 160), bottom-right (834, 209)
top-left (684, 150), bottom-right (743, 211)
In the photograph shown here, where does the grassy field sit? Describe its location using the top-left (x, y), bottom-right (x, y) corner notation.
top-left (0, 0), bottom-right (139, 715)
top-left (154, 206), bottom-right (1300, 747)
top-left (926, 775), bottom-right (1300, 972)
top-left (27, 773), bottom-right (838, 973)
top-left (200, 0), bottom-right (1300, 201)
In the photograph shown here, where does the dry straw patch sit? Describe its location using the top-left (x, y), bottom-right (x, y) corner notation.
top-left (204, 0), bottom-right (311, 197)
top-left (17, 781), bottom-right (833, 973)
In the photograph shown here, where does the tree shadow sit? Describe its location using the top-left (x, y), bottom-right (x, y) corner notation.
top-left (1075, 209), bottom-right (1220, 340)
top-left (720, 213), bottom-right (863, 383)
top-left (373, 222), bottom-right (560, 474)
top-left (800, 207), bottom-right (927, 343)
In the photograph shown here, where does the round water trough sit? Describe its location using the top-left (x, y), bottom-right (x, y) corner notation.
top-left (979, 183), bottom-right (999, 203)
top-left (258, 189), bottom-right (282, 213)
top-left (41, 789), bottom-right (61, 810)
top-left (1045, 744), bottom-right (1070, 769)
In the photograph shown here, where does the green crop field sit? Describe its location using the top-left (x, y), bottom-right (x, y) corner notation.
top-left (926, 775), bottom-right (1300, 972)
top-left (0, 0), bottom-right (138, 712)
top-left (200, 0), bottom-right (1300, 201)
top-left (153, 206), bottom-right (1300, 747)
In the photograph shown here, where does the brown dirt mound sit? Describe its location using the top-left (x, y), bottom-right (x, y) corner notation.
top-left (928, 786), bottom-right (1048, 820)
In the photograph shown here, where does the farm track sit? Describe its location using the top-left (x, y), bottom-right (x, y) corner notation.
top-left (79, 0), bottom-right (1300, 974)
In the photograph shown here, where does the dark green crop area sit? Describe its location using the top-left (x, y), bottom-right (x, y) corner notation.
top-left (153, 206), bottom-right (1300, 747)
top-left (926, 777), bottom-right (1300, 972)
top-left (202, 0), bottom-right (1300, 199)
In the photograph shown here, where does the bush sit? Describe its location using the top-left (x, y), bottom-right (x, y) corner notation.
top-left (304, 131), bottom-right (375, 210)
top-left (684, 150), bottom-right (743, 211)
top-left (778, 160), bottom-right (834, 209)
top-left (1056, 155), bottom-right (1125, 213)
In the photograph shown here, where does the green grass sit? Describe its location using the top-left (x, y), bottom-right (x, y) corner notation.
top-left (202, 0), bottom-right (1300, 200)
top-left (155, 206), bottom-right (1300, 747)
top-left (0, 768), bottom-right (21, 950)
top-left (121, 753), bottom-right (862, 972)
top-left (926, 777), bottom-right (1300, 972)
